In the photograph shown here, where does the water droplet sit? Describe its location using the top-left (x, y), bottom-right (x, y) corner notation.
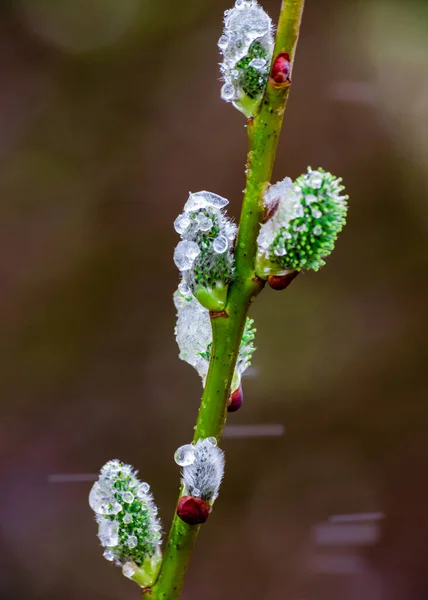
top-left (213, 235), bottom-right (228, 254)
top-left (127, 535), bottom-right (138, 549)
top-left (305, 194), bottom-right (317, 205)
top-left (218, 34), bottom-right (229, 50)
top-left (293, 224), bottom-right (307, 233)
top-left (311, 207), bottom-right (322, 219)
top-left (313, 225), bottom-right (322, 236)
top-left (98, 519), bottom-right (119, 547)
top-left (123, 513), bottom-right (133, 524)
top-left (225, 221), bottom-right (237, 240)
top-left (174, 214), bottom-right (191, 235)
top-left (249, 58), bottom-right (266, 69)
top-left (196, 212), bottom-right (213, 232)
top-left (103, 549), bottom-right (115, 561)
top-left (274, 247), bottom-right (287, 256)
top-left (122, 562), bottom-right (136, 578)
top-left (89, 482), bottom-right (122, 515)
top-left (121, 491), bottom-right (134, 504)
top-left (178, 281), bottom-right (191, 297)
top-left (206, 436), bottom-right (217, 446)
top-left (221, 82), bottom-right (235, 101)
top-left (174, 241), bottom-right (201, 271)
top-left (192, 487), bottom-right (201, 498)
top-left (174, 444), bottom-right (196, 467)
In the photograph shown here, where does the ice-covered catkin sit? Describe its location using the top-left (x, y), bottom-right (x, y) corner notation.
top-left (255, 168), bottom-right (348, 278)
top-left (173, 191), bottom-right (237, 311)
top-left (174, 439), bottom-right (225, 525)
top-left (174, 289), bottom-right (256, 392)
top-left (89, 460), bottom-right (162, 587)
top-left (219, 0), bottom-right (274, 118)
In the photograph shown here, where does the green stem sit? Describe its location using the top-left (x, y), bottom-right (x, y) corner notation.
top-left (145, 1), bottom-right (305, 598)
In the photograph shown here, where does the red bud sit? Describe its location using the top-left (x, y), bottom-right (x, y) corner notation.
top-left (228, 385), bottom-right (244, 412)
top-left (270, 52), bottom-right (291, 88)
top-left (176, 496), bottom-right (211, 525)
top-left (268, 271), bottom-right (298, 291)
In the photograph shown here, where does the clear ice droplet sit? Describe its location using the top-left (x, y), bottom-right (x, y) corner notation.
top-left (103, 549), bottom-right (115, 561)
top-left (127, 535), bottom-right (138, 549)
top-left (122, 562), bottom-right (136, 578)
top-left (249, 58), bottom-right (266, 69)
top-left (206, 436), bottom-right (217, 446)
top-left (192, 487), bottom-right (201, 498)
top-left (174, 214), bottom-right (191, 235)
top-left (313, 225), bottom-right (322, 236)
top-left (123, 513), bottom-right (133, 524)
top-left (174, 241), bottom-right (201, 271)
top-left (221, 83), bottom-right (235, 101)
top-left (274, 247), bottom-right (287, 256)
top-left (121, 491), bottom-right (134, 504)
top-left (196, 213), bottom-right (213, 232)
top-left (213, 235), bottom-right (228, 254)
top-left (311, 207), bottom-right (322, 219)
top-left (218, 34), bottom-right (229, 50)
top-left (174, 444), bottom-right (196, 467)
top-left (89, 482), bottom-right (122, 515)
top-left (178, 281), bottom-right (191, 296)
top-left (98, 519), bottom-right (119, 547)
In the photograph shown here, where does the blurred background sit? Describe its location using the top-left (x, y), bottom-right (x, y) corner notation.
top-left (1, 0), bottom-right (428, 598)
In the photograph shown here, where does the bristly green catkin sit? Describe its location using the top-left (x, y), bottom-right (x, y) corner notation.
top-left (89, 460), bottom-right (162, 570)
top-left (256, 169), bottom-right (348, 277)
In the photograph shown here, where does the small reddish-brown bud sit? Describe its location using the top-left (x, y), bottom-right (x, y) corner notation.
top-left (270, 52), bottom-right (291, 88)
top-left (228, 385), bottom-right (244, 412)
top-left (177, 496), bottom-right (211, 525)
top-left (268, 270), bottom-right (298, 291)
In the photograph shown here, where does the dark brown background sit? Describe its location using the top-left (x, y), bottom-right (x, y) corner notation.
top-left (1, 0), bottom-right (428, 598)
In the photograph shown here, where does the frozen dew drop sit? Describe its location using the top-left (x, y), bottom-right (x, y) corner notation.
top-left (274, 247), bottom-right (287, 256)
top-left (184, 193), bottom-right (209, 212)
top-left (174, 241), bottom-right (201, 271)
top-left (174, 444), bottom-right (196, 467)
top-left (221, 83), bottom-right (235, 101)
top-left (122, 562), bottom-right (136, 578)
top-left (140, 482), bottom-right (150, 493)
top-left (121, 491), bottom-right (134, 504)
top-left (98, 519), bottom-right (119, 547)
top-left (213, 235), bottom-right (228, 254)
top-left (311, 207), bottom-right (322, 219)
top-left (103, 549), bottom-right (115, 562)
top-left (197, 191), bottom-right (229, 209)
top-left (294, 223), bottom-right (307, 233)
top-left (305, 194), bottom-right (317, 205)
top-left (206, 436), bottom-right (218, 446)
top-left (192, 487), bottom-right (201, 498)
top-left (313, 225), bottom-right (323, 236)
top-left (123, 513), bottom-right (133, 524)
top-left (218, 34), bottom-right (229, 50)
top-left (127, 535), bottom-right (138, 549)
top-left (89, 482), bottom-right (122, 515)
top-left (225, 221), bottom-right (238, 241)
top-left (196, 213), bottom-right (213, 232)
top-left (249, 58), bottom-right (266, 69)
top-left (174, 213), bottom-right (191, 235)
top-left (178, 281), bottom-right (192, 296)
